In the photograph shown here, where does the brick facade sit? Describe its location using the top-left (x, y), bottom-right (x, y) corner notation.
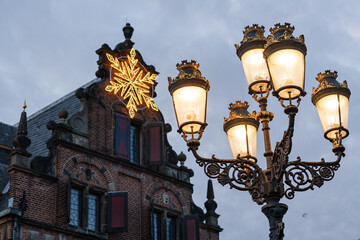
top-left (0, 23), bottom-right (221, 240)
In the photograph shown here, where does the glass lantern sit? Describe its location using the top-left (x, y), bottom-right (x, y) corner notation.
top-left (264, 23), bottom-right (307, 100)
top-left (223, 101), bottom-right (259, 161)
top-left (311, 70), bottom-right (351, 141)
top-left (168, 60), bottom-right (210, 134)
top-left (236, 24), bottom-right (270, 94)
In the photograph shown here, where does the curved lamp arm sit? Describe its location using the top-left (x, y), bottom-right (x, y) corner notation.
top-left (271, 105), bottom-right (298, 184)
top-left (283, 146), bottom-right (345, 199)
top-left (188, 145), bottom-right (267, 204)
top-left (270, 103), bottom-right (346, 199)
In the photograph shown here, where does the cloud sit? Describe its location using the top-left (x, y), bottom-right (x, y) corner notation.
top-left (1, 1), bottom-right (359, 239)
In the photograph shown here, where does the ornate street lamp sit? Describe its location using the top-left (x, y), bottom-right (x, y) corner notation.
top-left (264, 23), bottom-right (307, 101)
top-left (168, 60), bottom-right (210, 143)
top-left (168, 23), bottom-right (351, 240)
top-left (236, 24), bottom-right (270, 94)
top-left (311, 70), bottom-right (350, 141)
top-left (223, 101), bottom-right (259, 161)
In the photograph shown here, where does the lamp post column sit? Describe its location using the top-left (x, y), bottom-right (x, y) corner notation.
top-left (262, 198), bottom-right (288, 240)
top-left (255, 96), bottom-right (274, 169)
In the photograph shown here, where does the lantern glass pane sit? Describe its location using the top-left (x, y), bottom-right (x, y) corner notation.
top-left (172, 86), bottom-right (207, 133)
top-left (241, 48), bottom-right (270, 92)
top-left (316, 94), bottom-right (349, 139)
top-left (267, 49), bottom-right (305, 98)
top-left (226, 124), bottom-right (257, 160)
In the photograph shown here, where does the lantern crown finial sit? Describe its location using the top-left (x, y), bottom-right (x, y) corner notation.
top-left (265, 22), bottom-right (305, 49)
top-left (176, 60), bottom-right (200, 71)
top-left (225, 101), bottom-right (256, 123)
top-left (311, 70), bottom-right (350, 105)
top-left (243, 24), bottom-right (265, 35)
top-left (240, 24), bottom-right (266, 44)
top-left (316, 70), bottom-right (338, 83)
top-left (270, 23), bottom-right (295, 35)
top-left (229, 101), bottom-right (249, 111)
top-left (169, 60), bottom-right (208, 88)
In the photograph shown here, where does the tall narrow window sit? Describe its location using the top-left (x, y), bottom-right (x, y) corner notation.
top-left (166, 216), bottom-right (176, 240)
top-left (153, 212), bottom-right (161, 240)
top-left (129, 124), bottom-right (140, 164)
top-left (68, 186), bottom-right (103, 232)
top-left (114, 113), bottom-right (130, 160)
top-left (152, 211), bottom-right (178, 240)
top-left (88, 194), bottom-right (99, 231)
top-left (69, 188), bottom-right (80, 227)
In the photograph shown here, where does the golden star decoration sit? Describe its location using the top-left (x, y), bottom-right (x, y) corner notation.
top-left (105, 48), bottom-right (158, 118)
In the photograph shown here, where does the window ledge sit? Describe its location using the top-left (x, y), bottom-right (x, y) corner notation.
top-left (67, 226), bottom-right (108, 240)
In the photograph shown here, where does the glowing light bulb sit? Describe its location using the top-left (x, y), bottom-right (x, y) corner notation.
top-left (172, 86), bottom-right (207, 133)
top-left (241, 48), bottom-right (270, 90)
top-left (184, 110), bottom-right (196, 121)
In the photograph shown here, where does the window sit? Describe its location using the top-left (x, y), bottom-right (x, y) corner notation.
top-left (166, 216), bottom-right (176, 240)
top-left (68, 180), bottom-right (128, 234)
top-left (114, 113), bottom-right (141, 165)
top-left (153, 212), bottom-right (161, 240)
top-left (68, 187), bottom-right (101, 232)
top-left (69, 188), bottom-right (80, 227)
top-left (88, 194), bottom-right (99, 231)
top-left (152, 211), bottom-right (178, 240)
top-left (129, 124), bottom-right (140, 164)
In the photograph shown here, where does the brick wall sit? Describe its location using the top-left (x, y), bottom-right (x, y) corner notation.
top-left (2, 81), bottom-right (220, 240)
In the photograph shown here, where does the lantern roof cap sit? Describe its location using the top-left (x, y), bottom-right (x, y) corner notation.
top-left (168, 60), bottom-right (209, 93)
top-left (240, 24), bottom-right (266, 44)
top-left (269, 23), bottom-right (295, 37)
top-left (228, 101), bottom-right (250, 116)
top-left (311, 70), bottom-right (351, 104)
top-left (224, 101), bottom-right (257, 123)
top-left (223, 101), bottom-right (259, 134)
top-left (315, 70), bottom-right (339, 85)
top-left (176, 60), bottom-right (200, 72)
top-left (264, 23), bottom-right (306, 55)
top-left (236, 24), bottom-right (267, 57)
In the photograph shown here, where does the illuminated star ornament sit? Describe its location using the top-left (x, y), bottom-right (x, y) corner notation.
top-left (104, 48), bottom-right (158, 118)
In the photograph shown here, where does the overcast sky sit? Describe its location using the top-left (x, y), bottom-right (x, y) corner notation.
top-left (1, 1), bottom-right (360, 239)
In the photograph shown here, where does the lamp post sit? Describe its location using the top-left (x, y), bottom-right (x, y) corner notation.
top-left (168, 23), bottom-right (351, 240)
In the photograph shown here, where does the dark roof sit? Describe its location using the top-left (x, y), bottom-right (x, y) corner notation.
top-left (0, 166), bottom-right (9, 193)
top-left (0, 193), bottom-right (8, 212)
top-left (0, 148), bottom-right (11, 167)
top-left (27, 78), bottom-right (99, 158)
top-left (0, 165), bottom-right (9, 212)
top-left (0, 123), bottom-right (16, 166)
top-left (0, 122), bottom-right (17, 148)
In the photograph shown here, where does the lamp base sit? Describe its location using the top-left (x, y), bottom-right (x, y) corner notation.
top-left (262, 199), bottom-right (288, 240)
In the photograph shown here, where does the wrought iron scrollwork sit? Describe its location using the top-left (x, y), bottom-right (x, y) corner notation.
top-left (186, 102), bottom-right (346, 205)
top-left (189, 147), bottom-right (266, 204)
top-left (272, 107), bottom-right (296, 182)
top-left (270, 105), bottom-right (345, 200)
top-left (283, 151), bottom-right (343, 199)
